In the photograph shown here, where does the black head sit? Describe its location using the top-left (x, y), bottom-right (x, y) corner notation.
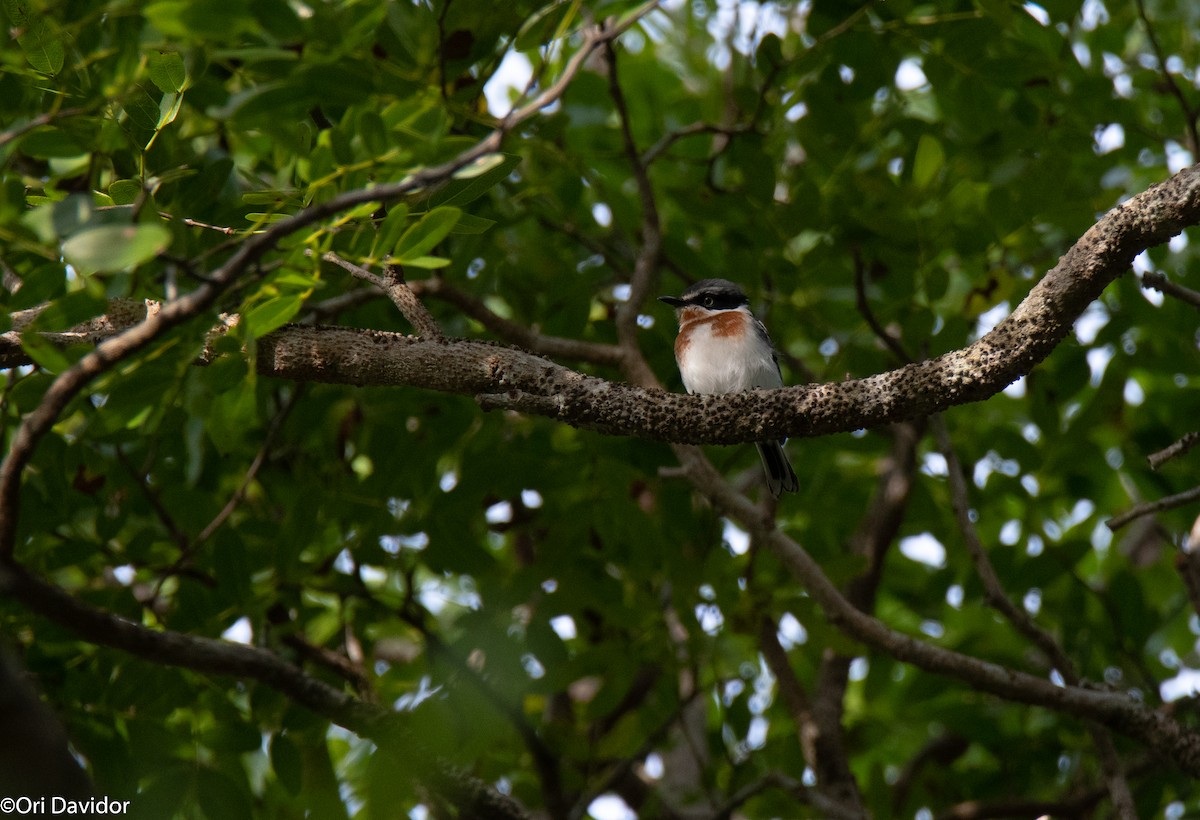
top-left (658, 278), bottom-right (750, 311)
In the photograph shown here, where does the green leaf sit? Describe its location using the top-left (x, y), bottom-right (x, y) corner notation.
top-left (17, 17), bottom-right (64, 75)
top-left (449, 213), bottom-right (496, 234)
top-left (452, 153), bottom-right (509, 180)
top-left (359, 110), bottom-right (388, 156)
top-left (156, 92), bottom-right (184, 130)
top-left (242, 294), bottom-right (304, 338)
top-left (9, 263), bottom-right (66, 310)
top-left (195, 768), bottom-right (253, 820)
top-left (515, 0), bottom-right (581, 51)
top-left (429, 154), bottom-right (520, 208)
top-left (2, 0), bottom-right (29, 26)
top-left (147, 50), bottom-right (188, 93)
top-left (61, 224), bottom-right (171, 274)
top-left (269, 734), bottom-right (304, 795)
top-left (912, 134), bottom-right (945, 189)
top-left (108, 179), bottom-right (144, 206)
top-left (19, 127), bottom-right (85, 159)
top-left (122, 87), bottom-right (163, 132)
top-left (241, 190), bottom-right (302, 206)
top-left (27, 287), bottom-right (108, 332)
top-left (144, 0), bottom-right (257, 39)
top-left (375, 203), bottom-right (410, 252)
top-left (397, 255), bottom-right (450, 269)
top-left (392, 205), bottom-right (460, 262)
top-left (19, 332), bottom-right (74, 373)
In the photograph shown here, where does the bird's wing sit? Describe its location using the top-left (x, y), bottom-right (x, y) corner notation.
top-left (753, 318), bottom-right (785, 384)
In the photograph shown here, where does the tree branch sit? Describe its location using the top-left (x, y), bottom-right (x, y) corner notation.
top-left (411, 277), bottom-right (626, 367)
top-left (1134, 0), bottom-right (1200, 156)
top-left (0, 560), bottom-right (386, 733)
top-left (605, 41), bottom-right (664, 390)
top-left (262, 165), bottom-right (1200, 443)
top-left (1149, 431), bottom-right (1200, 470)
top-left (1141, 270), bottom-right (1200, 310)
top-left (933, 418), bottom-right (1135, 816)
top-left (667, 443), bottom-right (1200, 777)
top-left (0, 647), bottom-right (93, 799)
top-left (1176, 546), bottom-right (1200, 620)
top-left (1107, 483), bottom-right (1200, 531)
top-left (317, 253), bottom-right (443, 339)
top-left (10, 167), bottom-right (1200, 453)
top-left (0, 559), bottom-right (531, 817)
top-left (640, 122), bottom-right (750, 167)
top-left (0, 7), bottom-right (660, 559)
top-left (0, 106), bottom-right (90, 149)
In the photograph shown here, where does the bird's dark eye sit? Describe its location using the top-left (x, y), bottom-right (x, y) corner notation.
top-left (702, 295), bottom-right (715, 307)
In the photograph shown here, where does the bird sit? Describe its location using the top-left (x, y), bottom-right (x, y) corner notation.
top-left (658, 278), bottom-right (799, 497)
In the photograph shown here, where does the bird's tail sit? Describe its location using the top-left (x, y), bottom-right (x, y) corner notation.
top-left (756, 441), bottom-right (799, 498)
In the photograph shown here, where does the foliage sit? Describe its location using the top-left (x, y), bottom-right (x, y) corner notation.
top-left (2, 0), bottom-right (1200, 817)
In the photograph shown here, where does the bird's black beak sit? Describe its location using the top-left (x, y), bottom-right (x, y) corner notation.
top-left (658, 295), bottom-right (687, 308)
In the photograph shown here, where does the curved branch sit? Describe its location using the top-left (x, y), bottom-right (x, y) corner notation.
top-left (0, 561), bottom-right (385, 733)
top-left (0, 9), bottom-right (659, 558)
top-left (254, 165), bottom-right (1200, 443)
top-left (1149, 431), bottom-right (1200, 470)
top-left (0, 559), bottom-right (533, 817)
top-left (317, 253), bottom-right (443, 339)
top-left (605, 40), bottom-right (664, 390)
top-left (1134, 0), bottom-right (1200, 155)
top-left (1142, 270), bottom-right (1200, 310)
top-left (933, 418), bottom-right (1135, 814)
top-left (11, 169), bottom-right (1200, 451)
top-left (1108, 484), bottom-right (1200, 531)
top-left (670, 443), bottom-right (1200, 777)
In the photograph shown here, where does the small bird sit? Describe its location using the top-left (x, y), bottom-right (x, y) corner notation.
top-left (659, 278), bottom-right (799, 497)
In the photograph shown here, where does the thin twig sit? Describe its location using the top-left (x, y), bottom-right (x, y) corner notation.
top-left (316, 252), bottom-right (443, 339)
top-left (0, 559), bottom-right (528, 816)
top-left (501, 4), bottom-right (659, 131)
top-left (279, 632), bottom-right (374, 700)
top-left (810, 2), bottom-right (874, 46)
top-left (604, 40), bottom-right (663, 390)
top-left (177, 215), bottom-right (241, 236)
top-left (1134, 0), bottom-right (1200, 155)
top-left (195, 388), bottom-right (299, 545)
top-left (891, 733), bottom-right (969, 813)
top-left (409, 605), bottom-right (568, 818)
top-left (852, 246), bottom-right (912, 363)
top-left (934, 419), bottom-right (1067, 666)
top-left (1141, 270), bottom-right (1200, 310)
top-left (640, 122), bottom-right (750, 166)
top-left (382, 264), bottom-right (444, 340)
top-left (1109, 483), bottom-right (1200, 530)
top-left (709, 772), bottom-right (863, 820)
top-left (113, 448), bottom-right (190, 552)
top-left (0, 106), bottom-right (89, 148)
top-left (935, 417), bottom-right (1135, 814)
top-left (567, 688), bottom-right (705, 820)
top-left (934, 755), bottom-right (1155, 820)
top-left (0, 560), bottom-right (384, 731)
top-left (668, 440), bottom-right (1200, 776)
top-left (412, 277), bottom-right (626, 366)
top-left (757, 618), bottom-right (819, 769)
top-left (1149, 431), bottom-right (1200, 470)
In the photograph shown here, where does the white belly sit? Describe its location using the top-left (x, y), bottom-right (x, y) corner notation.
top-left (678, 321), bottom-right (781, 395)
